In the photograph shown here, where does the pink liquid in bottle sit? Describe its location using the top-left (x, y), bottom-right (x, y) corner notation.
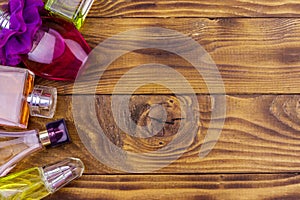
top-left (22, 16), bottom-right (91, 81)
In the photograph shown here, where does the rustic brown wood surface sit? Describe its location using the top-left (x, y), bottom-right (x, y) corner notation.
top-left (36, 18), bottom-right (300, 94)
top-left (91, 0), bottom-right (300, 17)
top-left (40, 174), bottom-right (300, 200)
top-left (17, 95), bottom-right (300, 174)
top-left (7, 0), bottom-right (300, 199)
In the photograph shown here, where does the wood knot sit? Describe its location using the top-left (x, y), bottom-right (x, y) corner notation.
top-left (130, 95), bottom-right (182, 137)
top-left (270, 95), bottom-right (300, 131)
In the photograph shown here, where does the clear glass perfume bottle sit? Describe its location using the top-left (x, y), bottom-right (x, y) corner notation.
top-left (0, 65), bottom-right (57, 129)
top-left (45, 0), bottom-right (95, 29)
top-left (0, 118), bottom-right (71, 177)
top-left (0, 157), bottom-right (84, 200)
top-left (0, 0), bottom-right (91, 81)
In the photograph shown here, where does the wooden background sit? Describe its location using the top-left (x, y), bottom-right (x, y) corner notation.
top-left (11, 0), bottom-right (300, 199)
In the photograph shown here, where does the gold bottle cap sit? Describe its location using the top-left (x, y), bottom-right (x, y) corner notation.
top-left (38, 119), bottom-right (71, 147)
top-left (39, 130), bottom-right (51, 146)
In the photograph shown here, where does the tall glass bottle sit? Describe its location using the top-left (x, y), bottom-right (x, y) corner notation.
top-left (0, 157), bottom-right (84, 200)
top-left (0, 65), bottom-right (57, 129)
top-left (0, 118), bottom-right (71, 177)
top-left (0, 0), bottom-right (91, 81)
top-left (45, 0), bottom-right (95, 29)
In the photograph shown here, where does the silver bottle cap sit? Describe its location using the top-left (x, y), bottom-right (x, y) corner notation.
top-left (42, 158), bottom-right (85, 193)
top-left (27, 85), bottom-right (57, 118)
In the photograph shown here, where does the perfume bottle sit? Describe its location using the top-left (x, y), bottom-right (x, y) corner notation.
top-left (0, 65), bottom-right (57, 129)
top-left (45, 0), bottom-right (95, 29)
top-left (0, 157), bottom-right (84, 199)
top-left (0, 0), bottom-right (91, 81)
top-left (0, 118), bottom-right (71, 177)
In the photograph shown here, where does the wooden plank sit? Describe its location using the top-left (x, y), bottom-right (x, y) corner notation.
top-left (2, 0), bottom-right (300, 18)
top-left (13, 94), bottom-right (300, 174)
top-left (44, 174), bottom-right (300, 200)
top-left (36, 18), bottom-right (300, 94)
top-left (89, 0), bottom-right (300, 18)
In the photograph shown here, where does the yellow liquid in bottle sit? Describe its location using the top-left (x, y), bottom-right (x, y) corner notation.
top-left (0, 167), bottom-right (49, 200)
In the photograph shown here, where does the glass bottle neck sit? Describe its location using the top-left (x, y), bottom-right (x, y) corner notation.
top-left (38, 130), bottom-right (51, 146)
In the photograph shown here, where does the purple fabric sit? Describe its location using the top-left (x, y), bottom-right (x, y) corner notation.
top-left (0, 0), bottom-right (44, 65)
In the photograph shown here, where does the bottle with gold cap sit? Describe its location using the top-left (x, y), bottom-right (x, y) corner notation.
top-left (0, 157), bottom-right (84, 199)
top-left (0, 118), bottom-right (71, 177)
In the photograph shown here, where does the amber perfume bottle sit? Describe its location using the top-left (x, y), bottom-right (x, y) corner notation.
top-left (45, 0), bottom-right (95, 29)
top-left (0, 157), bottom-right (84, 199)
top-left (0, 0), bottom-right (91, 81)
top-left (0, 118), bottom-right (71, 177)
top-left (0, 65), bottom-right (57, 129)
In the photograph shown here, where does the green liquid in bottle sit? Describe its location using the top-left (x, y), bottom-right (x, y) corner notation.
top-left (45, 0), bottom-right (95, 29)
top-left (0, 158), bottom-right (84, 200)
top-left (0, 167), bottom-right (49, 200)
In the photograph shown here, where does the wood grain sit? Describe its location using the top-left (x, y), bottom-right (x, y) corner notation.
top-left (44, 174), bottom-right (300, 200)
top-left (13, 94), bottom-right (300, 174)
top-left (1, 0), bottom-right (300, 198)
top-left (2, 0), bottom-right (300, 18)
top-left (90, 0), bottom-right (300, 18)
top-left (36, 18), bottom-right (300, 94)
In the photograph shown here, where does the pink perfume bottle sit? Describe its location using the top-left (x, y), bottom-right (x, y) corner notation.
top-left (0, 65), bottom-right (57, 129)
top-left (0, 118), bottom-right (71, 177)
top-left (0, 0), bottom-right (91, 81)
